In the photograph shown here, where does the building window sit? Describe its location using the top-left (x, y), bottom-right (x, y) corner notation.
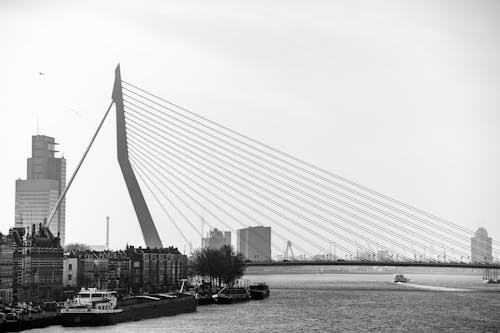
top-left (68, 263), bottom-right (72, 270)
top-left (68, 274), bottom-right (72, 281)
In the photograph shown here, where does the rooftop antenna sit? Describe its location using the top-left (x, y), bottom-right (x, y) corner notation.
top-left (37, 116), bottom-right (39, 135)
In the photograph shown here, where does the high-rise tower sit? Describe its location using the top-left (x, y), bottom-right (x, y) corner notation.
top-left (15, 135), bottom-right (66, 245)
top-left (471, 227), bottom-right (493, 263)
top-left (237, 226), bottom-right (271, 261)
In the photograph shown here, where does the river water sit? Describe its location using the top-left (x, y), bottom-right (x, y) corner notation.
top-left (33, 273), bottom-right (500, 332)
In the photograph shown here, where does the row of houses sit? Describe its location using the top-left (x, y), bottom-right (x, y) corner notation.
top-left (0, 225), bottom-right (187, 305)
top-left (63, 246), bottom-right (188, 295)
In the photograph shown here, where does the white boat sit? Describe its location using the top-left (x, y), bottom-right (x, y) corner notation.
top-left (61, 288), bottom-right (122, 325)
top-left (394, 274), bottom-right (409, 283)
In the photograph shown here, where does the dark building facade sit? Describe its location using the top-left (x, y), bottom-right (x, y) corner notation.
top-left (10, 226), bottom-right (63, 303)
top-left (65, 247), bottom-right (186, 295)
top-left (0, 233), bottom-right (15, 304)
top-left (127, 246), bottom-right (187, 294)
top-left (106, 250), bottom-right (131, 292)
top-left (67, 250), bottom-right (131, 293)
top-left (75, 251), bottom-right (109, 290)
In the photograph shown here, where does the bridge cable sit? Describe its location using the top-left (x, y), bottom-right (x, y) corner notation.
top-left (121, 83), bottom-right (498, 251)
top-left (126, 126), bottom-right (387, 261)
top-left (125, 112), bottom-right (454, 261)
top-left (124, 104), bottom-right (472, 261)
top-left (120, 86), bottom-right (496, 256)
top-left (132, 162), bottom-right (193, 246)
top-left (47, 100), bottom-right (114, 228)
top-left (128, 141), bottom-right (327, 260)
top-left (130, 152), bottom-right (289, 260)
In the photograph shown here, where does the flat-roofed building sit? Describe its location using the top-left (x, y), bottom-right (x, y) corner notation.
top-left (237, 226), bottom-right (271, 262)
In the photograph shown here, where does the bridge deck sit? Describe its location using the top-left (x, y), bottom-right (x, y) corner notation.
top-left (245, 260), bottom-right (500, 269)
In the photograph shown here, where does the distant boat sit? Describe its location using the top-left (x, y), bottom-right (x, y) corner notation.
top-left (394, 274), bottom-right (409, 283)
top-left (249, 283), bottom-right (270, 300)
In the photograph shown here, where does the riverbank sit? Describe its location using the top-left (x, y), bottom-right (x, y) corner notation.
top-left (29, 273), bottom-right (500, 333)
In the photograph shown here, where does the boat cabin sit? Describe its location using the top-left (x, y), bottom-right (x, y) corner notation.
top-left (72, 288), bottom-right (118, 309)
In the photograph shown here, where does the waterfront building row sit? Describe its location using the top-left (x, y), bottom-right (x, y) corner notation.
top-left (63, 246), bottom-right (188, 295)
top-left (0, 225), bottom-right (188, 305)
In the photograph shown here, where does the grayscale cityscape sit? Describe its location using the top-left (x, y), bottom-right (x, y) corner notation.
top-left (0, 1), bottom-right (499, 332)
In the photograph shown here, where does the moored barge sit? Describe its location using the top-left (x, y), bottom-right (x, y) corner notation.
top-left (60, 288), bottom-right (197, 326)
top-left (214, 286), bottom-right (251, 304)
top-left (249, 283), bottom-right (270, 299)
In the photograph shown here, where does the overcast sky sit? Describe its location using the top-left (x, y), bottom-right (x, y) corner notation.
top-left (1, 0), bottom-right (499, 251)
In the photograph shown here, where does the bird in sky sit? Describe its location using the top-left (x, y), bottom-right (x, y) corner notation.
top-left (70, 107), bottom-right (82, 117)
top-left (39, 72), bottom-right (45, 76)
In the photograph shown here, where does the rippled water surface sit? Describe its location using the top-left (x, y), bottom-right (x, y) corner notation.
top-left (33, 273), bottom-right (500, 332)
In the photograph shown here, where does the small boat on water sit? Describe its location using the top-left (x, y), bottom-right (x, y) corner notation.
top-left (60, 288), bottom-right (197, 326)
top-left (249, 283), bottom-right (270, 299)
top-left (214, 286), bottom-right (251, 304)
top-left (394, 274), bottom-right (409, 283)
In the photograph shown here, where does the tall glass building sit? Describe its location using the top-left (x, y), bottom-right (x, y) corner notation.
top-left (15, 135), bottom-right (66, 245)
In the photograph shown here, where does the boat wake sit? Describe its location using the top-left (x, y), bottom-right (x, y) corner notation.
top-left (397, 283), bottom-right (470, 292)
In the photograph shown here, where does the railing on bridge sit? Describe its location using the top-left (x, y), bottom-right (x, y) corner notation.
top-left (244, 259), bottom-right (500, 270)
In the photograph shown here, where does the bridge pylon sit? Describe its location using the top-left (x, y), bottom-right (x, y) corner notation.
top-left (113, 64), bottom-right (163, 249)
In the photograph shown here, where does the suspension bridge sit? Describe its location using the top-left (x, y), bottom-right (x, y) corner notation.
top-left (47, 65), bottom-right (500, 270)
